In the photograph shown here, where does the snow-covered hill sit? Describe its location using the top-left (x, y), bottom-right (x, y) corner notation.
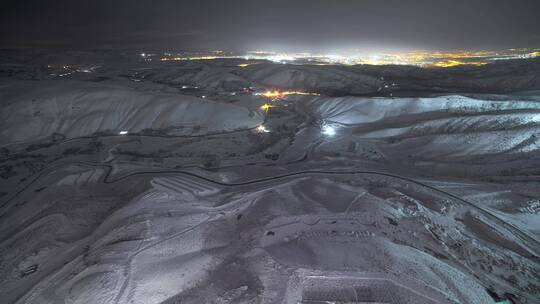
top-left (0, 80), bottom-right (263, 144)
top-left (1, 50), bottom-right (539, 304)
top-left (301, 95), bottom-right (540, 157)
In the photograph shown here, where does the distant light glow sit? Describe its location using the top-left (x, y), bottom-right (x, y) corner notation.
top-left (431, 60), bottom-right (488, 68)
top-left (119, 130), bottom-right (128, 135)
top-left (267, 54), bottom-right (296, 63)
top-left (256, 125), bottom-right (270, 133)
top-left (321, 124), bottom-right (337, 136)
top-left (157, 48), bottom-right (540, 68)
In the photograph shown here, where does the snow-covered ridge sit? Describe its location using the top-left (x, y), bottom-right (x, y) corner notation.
top-left (302, 95), bottom-right (540, 157)
top-left (0, 80), bottom-right (263, 144)
top-left (304, 95), bottom-right (540, 125)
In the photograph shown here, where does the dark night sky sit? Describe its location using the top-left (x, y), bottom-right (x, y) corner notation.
top-left (1, 0), bottom-right (540, 51)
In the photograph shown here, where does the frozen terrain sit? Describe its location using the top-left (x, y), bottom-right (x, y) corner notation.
top-left (0, 50), bottom-right (539, 304)
top-left (0, 80), bottom-right (262, 144)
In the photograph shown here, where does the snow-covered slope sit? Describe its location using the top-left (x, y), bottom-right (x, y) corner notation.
top-left (2, 50), bottom-right (540, 304)
top-left (0, 80), bottom-right (263, 144)
top-left (302, 95), bottom-right (540, 157)
top-left (304, 95), bottom-right (540, 125)
top-left (236, 63), bottom-right (382, 94)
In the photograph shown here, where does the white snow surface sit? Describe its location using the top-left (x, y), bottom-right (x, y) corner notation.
top-left (2, 55), bottom-right (540, 304)
top-left (305, 95), bottom-right (540, 125)
top-left (0, 80), bottom-right (263, 144)
top-left (302, 95), bottom-right (540, 156)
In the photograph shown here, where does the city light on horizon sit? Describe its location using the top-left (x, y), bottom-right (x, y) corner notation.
top-left (157, 48), bottom-right (540, 68)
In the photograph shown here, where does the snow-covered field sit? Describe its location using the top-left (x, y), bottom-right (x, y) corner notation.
top-left (0, 50), bottom-right (539, 304)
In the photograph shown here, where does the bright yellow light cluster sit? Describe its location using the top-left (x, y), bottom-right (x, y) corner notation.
top-left (260, 104), bottom-right (273, 112)
top-left (349, 51), bottom-right (497, 67)
top-left (259, 90), bottom-right (320, 98)
top-left (429, 51), bottom-right (493, 59)
top-left (431, 60), bottom-right (488, 68)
